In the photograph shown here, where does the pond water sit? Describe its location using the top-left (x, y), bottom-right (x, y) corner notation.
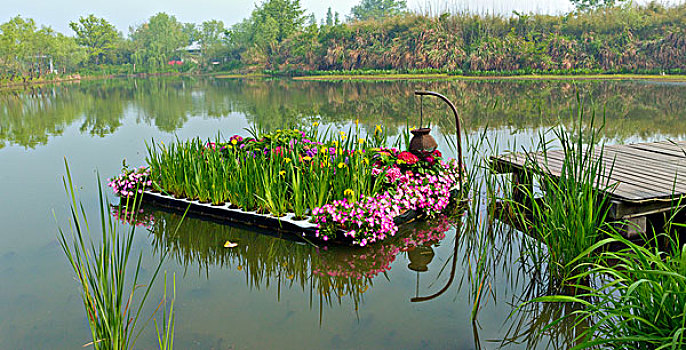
top-left (1, 77), bottom-right (686, 349)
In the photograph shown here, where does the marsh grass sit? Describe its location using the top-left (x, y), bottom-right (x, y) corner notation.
top-left (530, 220), bottom-right (686, 350)
top-left (59, 161), bottom-right (179, 349)
top-left (513, 111), bottom-right (616, 286)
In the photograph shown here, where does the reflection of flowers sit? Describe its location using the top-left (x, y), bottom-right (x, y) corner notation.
top-left (313, 215), bottom-right (456, 281)
top-left (401, 215), bottom-right (453, 248)
top-left (111, 205), bottom-right (155, 228)
top-left (313, 244), bottom-right (401, 280)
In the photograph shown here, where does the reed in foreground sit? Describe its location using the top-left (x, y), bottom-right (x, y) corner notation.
top-left (514, 111), bottom-right (615, 286)
top-left (533, 225), bottom-right (686, 349)
top-left (59, 161), bottom-right (176, 349)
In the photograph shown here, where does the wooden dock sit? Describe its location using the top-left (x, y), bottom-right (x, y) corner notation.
top-left (491, 140), bottom-right (686, 233)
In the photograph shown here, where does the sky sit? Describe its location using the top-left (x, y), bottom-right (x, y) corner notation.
top-left (2, 0), bottom-right (680, 35)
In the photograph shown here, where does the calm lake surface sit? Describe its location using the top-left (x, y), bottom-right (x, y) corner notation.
top-left (1, 77), bottom-right (685, 349)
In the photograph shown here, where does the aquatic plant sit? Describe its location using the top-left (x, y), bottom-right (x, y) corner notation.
top-left (513, 111), bottom-right (615, 285)
top-left (531, 225), bottom-right (686, 349)
top-left (132, 124), bottom-right (463, 245)
top-left (59, 162), bottom-right (177, 350)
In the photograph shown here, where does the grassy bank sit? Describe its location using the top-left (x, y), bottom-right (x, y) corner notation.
top-left (295, 73), bottom-right (686, 82)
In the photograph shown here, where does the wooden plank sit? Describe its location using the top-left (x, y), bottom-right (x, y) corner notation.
top-left (496, 150), bottom-right (678, 200)
top-left (491, 140), bottom-right (686, 219)
top-left (578, 149), bottom-right (686, 192)
top-left (528, 154), bottom-right (672, 200)
top-left (628, 142), bottom-right (686, 158)
top-left (530, 148), bottom-right (686, 194)
top-left (600, 147), bottom-right (686, 175)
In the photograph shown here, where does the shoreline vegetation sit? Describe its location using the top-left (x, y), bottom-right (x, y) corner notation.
top-left (3, 2), bottom-right (686, 88)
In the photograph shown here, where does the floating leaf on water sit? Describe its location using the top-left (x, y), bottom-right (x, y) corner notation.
top-left (224, 240), bottom-right (238, 248)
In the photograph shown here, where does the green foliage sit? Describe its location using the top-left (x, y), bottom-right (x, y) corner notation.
top-left (349, 0), bottom-right (407, 21)
top-left (513, 110), bottom-right (614, 285)
top-left (58, 162), bottom-right (177, 349)
top-left (69, 14), bottom-right (121, 65)
top-left (0, 16), bottom-right (85, 80)
top-left (198, 20), bottom-right (227, 66)
top-left (570, 0), bottom-right (626, 11)
top-left (130, 13), bottom-right (188, 71)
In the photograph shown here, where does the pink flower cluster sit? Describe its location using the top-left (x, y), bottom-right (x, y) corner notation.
top-left (312, 160), bottom-right (461, 247)
top-left (107, 166), bottom-right (152, 198)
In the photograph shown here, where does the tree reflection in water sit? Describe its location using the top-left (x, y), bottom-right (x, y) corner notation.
top-left (111, 202), bottom-right (463, 320)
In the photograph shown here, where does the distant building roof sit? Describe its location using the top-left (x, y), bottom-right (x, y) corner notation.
top-left (179, 41), bottom-right (202, 53)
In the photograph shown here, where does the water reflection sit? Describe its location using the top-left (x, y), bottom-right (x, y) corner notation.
top-left (3, 77), bottom-right (686, 148)
top-left (113, 203), bottom-right (462, 316)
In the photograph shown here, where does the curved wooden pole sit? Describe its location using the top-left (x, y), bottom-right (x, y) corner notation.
top-left (410, 230), bottom-right (459, 302)
top-left (409, 90), bottom-right (464, 303)
top-left (414, 90), bottom-right (464, 188)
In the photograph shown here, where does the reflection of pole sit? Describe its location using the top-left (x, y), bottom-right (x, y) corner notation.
top-left (414, 91), bottom-right (464, 188)
top-left (410, 220), bottom-right (460, 302)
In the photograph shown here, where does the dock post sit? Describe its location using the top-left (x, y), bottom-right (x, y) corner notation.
top-left (512, 168), bottom-right (534, 206)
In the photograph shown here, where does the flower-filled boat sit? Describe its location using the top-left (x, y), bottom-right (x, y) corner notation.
top-left (109, 122), bottom-right (464, 246)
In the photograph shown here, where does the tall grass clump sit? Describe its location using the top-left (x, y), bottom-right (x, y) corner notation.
top-left (515, 111), bottom-right (615, 286)
top-left (534, 221), bottom-right (686, 349)
top-left (59, 161), bottom-right (177, 349)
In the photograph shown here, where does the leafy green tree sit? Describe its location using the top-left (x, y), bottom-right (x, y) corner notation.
top-left (130, 13), bottom-right (188, 71)
top-left (69, 15), bottom-right (120, 65)
top-left (251, 0), bottom-right (306, 44)
top-left (199, 20), bottom-right (227, 65)
top-left (349, 0), bottom-right (407, 21)
top-left (0, 16), bottom-right (84, 79)
top-left (326, 7), bottom-right (334, 26)
top-left (182, 23), bottom-right (200, 44)
top-left (570, 0), bottom-right (626, 11)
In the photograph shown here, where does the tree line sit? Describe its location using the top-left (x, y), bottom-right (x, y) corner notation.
top-left (2, 0), bottom-right (686, 83)
top-left (0, 13), bottom-right (229, 82)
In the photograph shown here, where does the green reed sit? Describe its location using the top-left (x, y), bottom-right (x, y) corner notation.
top-left (531, 219), bottom-right (686, 350)
top-left (145, 125), bottom-right (390, 217)
top-left (58, 161), bottom-right (177, 350)
top-left (514, 111), bottom-right (615, 286)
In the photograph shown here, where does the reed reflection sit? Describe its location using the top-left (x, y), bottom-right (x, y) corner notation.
top-left (112, 203), bottom-right (462, 314)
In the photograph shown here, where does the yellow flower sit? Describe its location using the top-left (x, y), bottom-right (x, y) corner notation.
top-left (359, 138), bottom-right (365, 145)
top-left (374, 125), bottom-right (382, 135)
top-left (363, 158), bottom-right (369, 165)
top-left (321, 148), bottom-right (328, 154)
top-left (337, 162), bottom-right (346, 168)
top-left (284, 157), bottom-right (292, 163)
top-left (313, 122), bottom-right (319, 127)
top-left (279, 170), bottom-right (286, 176)
top-left (228, 145), bottom-right (233, 149)
top-left (340, 131), bottom-right (346, 139)
top-left (303, 156), bottom-right (312, 161)
top-left (231, 139), bottom-right (238, 145)
top-left (344, 189), bottom-right (354, 197)
top-left (355, 119), bottom-right (359, 126)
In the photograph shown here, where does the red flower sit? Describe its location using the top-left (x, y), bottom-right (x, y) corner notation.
top-left (425, 156), bottom-right (436, 165)
top-left (432, 150), bottom-right (442, 158)
top-left (397, 151), bottom-right (419, 165)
